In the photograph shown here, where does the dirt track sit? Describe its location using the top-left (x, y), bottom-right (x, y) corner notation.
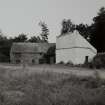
top-left (0, 64), bottom-right (105, 79)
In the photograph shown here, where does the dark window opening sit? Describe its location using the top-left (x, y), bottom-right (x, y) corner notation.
top-left (85, 56), bottom-right (89, 64)
top-left (32, 59), bottom-right (35, 64)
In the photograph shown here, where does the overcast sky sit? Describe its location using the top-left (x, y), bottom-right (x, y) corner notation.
top-left (0, 0), bottom-right (105, 42)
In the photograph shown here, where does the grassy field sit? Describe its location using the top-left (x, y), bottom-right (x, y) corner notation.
top-left (0, 64), bottom-right (105, 105)
top-left (1, 63), bottom-right (105, 78)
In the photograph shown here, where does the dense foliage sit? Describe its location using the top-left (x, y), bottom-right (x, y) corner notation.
top-left (87, 53), bottom-right (105, 69)
top-left (44, 45), bottom-right (56, 64)
top-left (39, 21), bottom-right (49, 42)
top-left (61, 7), bottom-right (105, 53)
top-left (61, 19), bottom-right (75, 34)
top-left (12, 33), bottom-right (28, 42)
top-left (90, 7), bottom-right (105, 52)
top-left (28, 36), bottom-right (42, 43)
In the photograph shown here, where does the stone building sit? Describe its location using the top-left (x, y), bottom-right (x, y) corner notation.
top-left (56, 31), bottom-right (97, 64)
top-left (10, 42), bottom-right (55, 64)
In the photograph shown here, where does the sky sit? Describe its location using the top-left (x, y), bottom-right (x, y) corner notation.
top-left (0, 0), bottom-right (105, 42)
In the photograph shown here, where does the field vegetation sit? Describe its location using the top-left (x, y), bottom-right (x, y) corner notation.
top-left (0, 66), bottom-right (105, 105)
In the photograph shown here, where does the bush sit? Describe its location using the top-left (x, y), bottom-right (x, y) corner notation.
top-left (57, 61), bottom-right (65, 64)
top-left (88, 53), bottom-right (105, 69)
top-left (80, 53), bottom-right (105, 69)
top-left (65, 61), bottom-right (74, 66)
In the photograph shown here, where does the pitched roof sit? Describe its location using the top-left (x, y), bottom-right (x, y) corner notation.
top-left (11, 42), bottom-right (55, 53)
top-left (56, 30), bottom-right (97, 54)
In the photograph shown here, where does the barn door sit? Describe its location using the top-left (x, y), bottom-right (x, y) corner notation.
top-left (85, 56), bottom-right (89, 64)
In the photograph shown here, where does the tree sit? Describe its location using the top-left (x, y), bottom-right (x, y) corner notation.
top-left (43, 45), bottom-right (56, 64)
top-left (61, 19), bottom-right (75, 35)
top-left (0, 30), bottom-right (11, 62)
top-left (0, 30), bottom-right (7, 44)
top-left (47, 45), bottom-right (56, 57)
top-left (13, 33), bottom-right (27, 42)
top-left (37, 36), bottom-right (42, 42)
top-left (28, 36), bottom-right (42, 43)
top-left (28, 36), bottom-right (38, 42)
top-left (90, 7), bottom-right (105, 52)
top-left (39, 21), bottom-right (49, 42)
top-left (76, 24), bottom-right (91, 41)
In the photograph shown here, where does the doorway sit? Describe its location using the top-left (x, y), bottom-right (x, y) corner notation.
top-left (85, 56), bottom-right (89, 64)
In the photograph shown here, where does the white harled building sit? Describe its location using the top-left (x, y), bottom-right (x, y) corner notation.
top-left (56, 30), bottom-right (97, 64)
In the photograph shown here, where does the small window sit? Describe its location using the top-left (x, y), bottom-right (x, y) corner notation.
top-left (32, 59), bottom-right (35, 64)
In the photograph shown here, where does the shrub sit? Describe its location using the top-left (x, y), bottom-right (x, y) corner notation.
top-left (81, 62), bottom-right (94, 69)
top-left (88, 53), bottom-right (105, 69)
top-left (57, 61), bottom-right (65, 64)
top-left (81, 53), bottom-right (105, 69)
top-left (65, 61), bottom-right (74, 66)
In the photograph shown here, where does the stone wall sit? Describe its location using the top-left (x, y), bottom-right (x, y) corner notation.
top-left (10, 52), bottom-right (44, 64)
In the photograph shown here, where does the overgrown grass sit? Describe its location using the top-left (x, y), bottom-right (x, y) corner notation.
top-left (0, 68), bottom-right (105, 105)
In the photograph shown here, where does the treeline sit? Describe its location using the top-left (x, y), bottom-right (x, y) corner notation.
top-left (0, 7), bottom-right (105, 62)
top-left (61, 7), bottom-right (105, 53)
top-left (0, 21), bottom-right (50, 62)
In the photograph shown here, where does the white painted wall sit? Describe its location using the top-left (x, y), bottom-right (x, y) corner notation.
top-left (56, 31), bottom-right (97, 64)
top-left (75, 48), bottom-right (96, 64)
top-left (56, 48), bottom-right (96, 64)
top-left (56, 48), bottom-right (76, 64)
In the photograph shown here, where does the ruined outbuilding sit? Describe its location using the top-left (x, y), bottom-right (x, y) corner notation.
top-left (10, 42), bottom-right (55, 64)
